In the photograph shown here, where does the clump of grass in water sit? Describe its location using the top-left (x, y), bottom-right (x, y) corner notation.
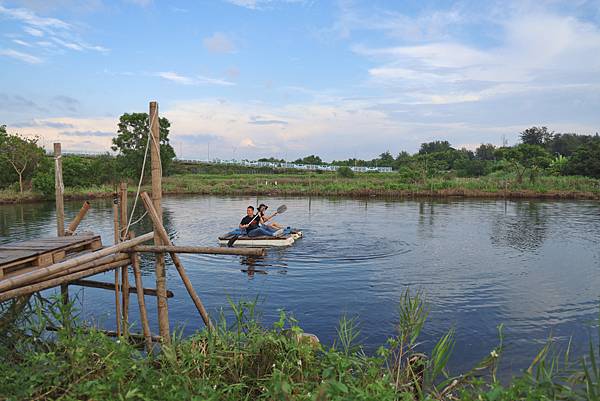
top-left (1, 291), bottom-right (600, 400)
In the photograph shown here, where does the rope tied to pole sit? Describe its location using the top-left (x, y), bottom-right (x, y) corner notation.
top-left (123, 113), bottom-right (159, 238)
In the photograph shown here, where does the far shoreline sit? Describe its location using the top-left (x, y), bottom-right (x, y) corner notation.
top-left (2, 186), bottom-right (599, 205)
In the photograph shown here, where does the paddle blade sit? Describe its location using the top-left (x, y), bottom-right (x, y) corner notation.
top-left (276, 205), bottom-right (287, 214)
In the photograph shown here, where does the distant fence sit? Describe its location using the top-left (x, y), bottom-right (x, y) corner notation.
top-left (177, 159), bottom-right (394, 173)
top-left (45, 151), bottom-right (395, 173)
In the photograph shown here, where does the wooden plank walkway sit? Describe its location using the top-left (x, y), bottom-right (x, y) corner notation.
top-left (0, 234), bottom-right (102, 278)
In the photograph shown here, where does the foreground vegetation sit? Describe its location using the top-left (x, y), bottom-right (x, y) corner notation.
top-left (1, 293), bottom-right (599, 400)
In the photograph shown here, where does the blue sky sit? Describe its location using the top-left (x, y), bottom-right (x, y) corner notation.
top-left (1, 0), bottom-right (599, 161)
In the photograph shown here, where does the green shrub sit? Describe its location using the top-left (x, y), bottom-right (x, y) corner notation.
top-left (337, 166), bottom-right (355, 178)
top-left (31, 170), bottom-right (54, 197)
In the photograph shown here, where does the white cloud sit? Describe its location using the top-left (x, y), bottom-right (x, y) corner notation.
top-left (352, 9), bottom-right (600, 106)
top-left (223, 0), bottom-right (306, 10)
top-left (24, 26), bottom-right (44, 37)
top-left (203, 32), bottom-right (236, 53)
top-left (225, 0), bottom-right (258, 9)
top-left (156, 71), bottom-right (235, 86)
top-left (12, 39), bottom-right (33, 47)
top-left (0, 4), bottom-right (109, 62)
top-left (0, 48), bottom-right (43, 63)
top-left (0, 4), bottom-right (70, 29)
top-left (10, 116), bottom-right (117, 153)
top-left (156, 71), bottom-right (195, 85)
top-left (125, 0), bottom-right (152, 6)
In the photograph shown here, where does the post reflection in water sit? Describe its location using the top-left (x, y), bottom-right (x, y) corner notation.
top-left (240, 255), bottom-right (268, 277)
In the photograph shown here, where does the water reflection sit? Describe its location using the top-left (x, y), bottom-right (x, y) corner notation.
top-left (240, 255), bottom-right (268, 276)
top-left (491, 201), bottom-right (548, 251)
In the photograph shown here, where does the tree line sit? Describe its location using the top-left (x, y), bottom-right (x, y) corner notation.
top-left (0, 113), bottom-right (175, 196)
top-left (282, 127), bottom-right (600, 182)
top-left (1, 119), bottom-right (599, 197)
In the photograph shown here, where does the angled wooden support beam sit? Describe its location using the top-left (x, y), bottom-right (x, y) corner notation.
top-left (140, 191), bottom-right (213, 330)
top-left (65, 201), bottom-right (91, 236)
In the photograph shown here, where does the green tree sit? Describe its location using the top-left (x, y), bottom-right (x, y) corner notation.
top-left (546, 133), bottom-right (600, 156)
top-left (0, 129), bottom-right (44, 192)
top-left (565, 142), bottom-right (600, 178)
top-left (419, 140), bottom-right (452, 154)
top-left (294, 155), bottom-right (323, 165)
top-left (257, 157), bottom-right (285, 163)
top-left (0, 125), bottom-right (17, 189)
top-left (504, 144), bottom-right (551, 183)
top-left (520, 126), bottom-right (553, 146)
top-left (111, 113), bottom-right (175, 179)
top-left (475, 143), bottom-right (496, 160)
top-left (377, 151), bottom-right (395, 166)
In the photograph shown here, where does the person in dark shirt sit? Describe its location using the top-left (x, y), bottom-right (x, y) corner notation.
top-left (239, 206), bottom-right (260, 232)
top-left (239, 205), bottom-right (283, 237)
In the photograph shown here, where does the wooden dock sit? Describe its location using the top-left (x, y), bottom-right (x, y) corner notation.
top-left (0, 234), bottom-right (102, 278)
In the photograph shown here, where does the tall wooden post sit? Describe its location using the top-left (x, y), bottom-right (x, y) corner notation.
top-left (54, 143), bottom-right (68, 310)
top-left (119, 182), bottom-right (130, 338)
top-left (150, 101), bottom-right (170, 342)
top-left (54, 143), bottom-right (65, 236)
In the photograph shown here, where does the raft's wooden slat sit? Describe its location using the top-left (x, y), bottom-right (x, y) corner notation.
top-left (0, 235), bottom-right (103, 277)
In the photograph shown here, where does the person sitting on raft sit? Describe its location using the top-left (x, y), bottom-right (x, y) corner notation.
top-left (257, 204), bottom-right (283, 230)
top-left (240, 206), bottom-right (283, 237)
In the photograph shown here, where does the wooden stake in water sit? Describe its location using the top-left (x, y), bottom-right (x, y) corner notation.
top-left (112, 194), bottom-right (122, 336)
top-left (149, 101), bottom-right (170, 342)
top-left (129, 232), bottom-right (153, 351)
top-left (120, 182), bottom-right (130, 338)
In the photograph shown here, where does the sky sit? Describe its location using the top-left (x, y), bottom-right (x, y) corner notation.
top-left (1, 0), bottom-right (599, 161)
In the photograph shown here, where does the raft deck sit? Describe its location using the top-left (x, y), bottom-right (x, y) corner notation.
top-left (0, 234), bottom-right (102, 278)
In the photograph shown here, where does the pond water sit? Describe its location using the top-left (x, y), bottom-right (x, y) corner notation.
top-left (1, 195), bottom-right (599, 376)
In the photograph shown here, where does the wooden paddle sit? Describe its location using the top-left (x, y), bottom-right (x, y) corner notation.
top-left (227, 204), bottom-right (287, 247)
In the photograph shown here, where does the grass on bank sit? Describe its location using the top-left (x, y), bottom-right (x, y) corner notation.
top-left (1, 291), bottom-right (599, 400)
top-left (1, 172), bottom-right (599, 203)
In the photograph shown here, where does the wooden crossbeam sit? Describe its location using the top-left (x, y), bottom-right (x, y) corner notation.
top-left (70, 279), bottom-right (174, 298)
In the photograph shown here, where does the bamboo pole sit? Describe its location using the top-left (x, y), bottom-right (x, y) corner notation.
top-left (44, 253), bottom-right (131, 281)
top-left (112, 194), bottom-right (122, 336)
top-left (0, 232), bottom-right (154, 292)
top-left (65, 201), bottom-right (90, 236)
top-left (54, 143), bottom-right (65, 237)
top-left (54, 143), bottom-right (68, 312)
top-left (0, 259), bottom-right (131, 302)
top-left (149, 101), bottom-right (170, 341)
top-left (69, 279), bottom-right (174, 298)
top-left (120, 182), bottom-right (130, 338)
top-left (128, 245), bottom-right (265, 256)
top-left (129, 232), bottom-right (153, 351)
top-left (141, 192), bottom-right (213, 329)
